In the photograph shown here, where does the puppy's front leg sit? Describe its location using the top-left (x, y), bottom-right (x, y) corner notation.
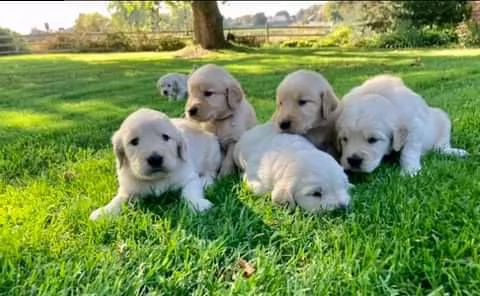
top-left (181, 177), bottom-right (213, 212)
top-left (271, 186), bottom-right (296, 211)
top-left (400, 142), bottom-right (423, 176)
top-left (219, 143), bottom-right (236, 177)
top-left (89, 193), bottom-right (130, 220)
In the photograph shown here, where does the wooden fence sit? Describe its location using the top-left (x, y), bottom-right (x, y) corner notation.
top-left (0, 24), bottom-right (334, 55)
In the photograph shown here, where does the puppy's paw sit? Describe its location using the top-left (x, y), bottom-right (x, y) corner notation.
top-left (199, 175), bottom-right (215, 188)
top-left (89, 207), bottom-right (110, 221)
top-left (218, 167), bottom-right (232, 177)
top-left (400, 165), bottom-right (421, 177)
top-left (248, 180), bottom-right (266, 195)
top-left (189, 198), bottom-right (214, 213)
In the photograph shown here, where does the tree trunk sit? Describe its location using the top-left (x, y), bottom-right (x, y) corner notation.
top-left (191, 1), bottom-right (227, 49)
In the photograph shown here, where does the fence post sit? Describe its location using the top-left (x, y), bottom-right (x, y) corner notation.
top-left (265, 22), bottom-right (270, 44)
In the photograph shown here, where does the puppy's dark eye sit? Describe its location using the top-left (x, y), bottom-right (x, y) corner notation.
top-left (167, 84), bottom-right (171, 87)
top-left (204, 90), bottom-right (213, 97)
top-left (298, 99), bottom-right (307, 106)
top-left (312, 190), bottom-right (323, 198)
top-left (367, 137), bottom-right (378, 144)
top-left (130, 138), bottom-right (139, 146)
top-left (162, 134), bottom-right (170, 141)
top-left (341, 137), bottom-right (348, 143)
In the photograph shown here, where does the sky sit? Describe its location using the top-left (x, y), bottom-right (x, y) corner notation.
top-left (0, 1), bottom-right (324, 34)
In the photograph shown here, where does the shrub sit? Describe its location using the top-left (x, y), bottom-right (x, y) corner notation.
top-left (37, 32), bottom-right (186, 52)
top-left (317, 25), bottom-right (353, 47)
top-left (157, 36), bottom-right (187, 51)
top-left (278, 26), bottom-right (354, 49)
top-left (234, 35), bottom-right (264, 47)
top-left (374, 22), bottom-right (458, 49)
top-left (0, 27), bottom-right (28, 54)
top-left (456, 21), bottom-right (480, 47)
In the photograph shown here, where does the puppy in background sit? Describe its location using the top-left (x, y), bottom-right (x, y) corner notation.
top-left (336, 74), bottom-right (468, 176)
top-left (185, 64), bottom-right (257, 177)
top-left (272, 69), bottom-right (340, 157)
top-left (89, 108), bottom-right (220, 220)
top-left (234, 121), bottom-right (352, 213)
top-left (157, 73), bottom-right (189, 102)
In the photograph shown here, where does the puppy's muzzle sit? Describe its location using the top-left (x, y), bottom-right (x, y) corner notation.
top-left (347, 155), bottom-right (363, 169)
top-left (147, 153), bottom-right (164, 171)
top-left (279, 120), bottom-right (291, 131)
top-left (188, 107), bottom-right (198, 117)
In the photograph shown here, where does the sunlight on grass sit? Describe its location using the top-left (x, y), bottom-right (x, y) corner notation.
top-left (0, 110), bottom-right (72, 130)
top-left (57, 100), bottom-right (126, 118)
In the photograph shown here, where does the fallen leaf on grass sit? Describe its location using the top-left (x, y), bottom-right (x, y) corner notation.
top-left (238, 258), bottom-right (256, 278)
top-left (63, 171), bottom-right (77, 182)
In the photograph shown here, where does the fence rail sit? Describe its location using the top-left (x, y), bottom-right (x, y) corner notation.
top-left (0, 25), bottom-right (335, 55)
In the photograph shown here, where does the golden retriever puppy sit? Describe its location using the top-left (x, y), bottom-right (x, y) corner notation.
top-left (272, 69), bottom-right (340, 156)
top-left (157, 73), bottom-right (189, 101)
top-left (185, 64), bottom-right (257, 177)
top-left (336, 74), bottom-right (468, 176)
top-left (234, 121), bottom-right (352, 212)
top-left (89, 108), bottom-right (220, 220)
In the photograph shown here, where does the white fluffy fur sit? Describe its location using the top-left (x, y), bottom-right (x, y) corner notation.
top-left (89, 108), bottom-right (220, 220)
top-left (234, 121), bottom-right (352, 212)
top-left (157, 73), bottom-right (189, 101)
top-left (336, 74), bottom-right (468, 176)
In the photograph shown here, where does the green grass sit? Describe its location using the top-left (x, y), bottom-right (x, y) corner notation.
top-left (1, 47), bottom-right (479, 295)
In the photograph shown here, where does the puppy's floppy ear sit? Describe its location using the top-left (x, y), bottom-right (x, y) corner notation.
top-left (225, 81), bottom-right (244, 111)
top-left (176, 132), bottom-right (188, 162)
top-left (272, 185), bottom-right (296, 211)
top-left (189, 64), bottom-right (199, 76)
top-left (392, 126), bottom-right (408, 152)
top-left (319, 88), bottom-right (339, 120)
top-left (172, 80), bottom-right (179, 95)
top-left (112, 130), bottom-right (126, 169)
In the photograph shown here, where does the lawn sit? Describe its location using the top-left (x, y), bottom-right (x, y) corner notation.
top-left (1, 47), bottom-right (479, 295)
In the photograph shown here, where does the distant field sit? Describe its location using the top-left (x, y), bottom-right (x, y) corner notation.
top-left (1, 48), bottom-right (479, 295)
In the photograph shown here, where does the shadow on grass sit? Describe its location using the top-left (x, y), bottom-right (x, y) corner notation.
top-left (131, 174), bottom-right (277, 260)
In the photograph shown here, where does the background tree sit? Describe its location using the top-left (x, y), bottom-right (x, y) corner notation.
top-left (0, 27), bottom-right (27, 53)
top-left (397, 1), bottom-right (472, 28)
top-left (191, 1), bottom-right (226, 49)
top-left (252, 12), bottom-right (267, 26)
top-left (108, 0), bottom-right (226, 49)
top-left (275, 10), bottom-right (291, 22)
top-left (74, 13), bottom-right (111, 33)
top-left (359, 1), bottom-right (396, 33)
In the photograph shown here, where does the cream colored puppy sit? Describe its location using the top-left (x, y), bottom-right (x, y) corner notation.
top-left (234, 121), bottom-right (352, 212)
top-left (273, 69), bottom-right (340, 156)
top-left (89, 108), bottom-right (220, 220)
top-left (185, 64), bottom-right (257, 177)
top-left (336, 74), bottom-right (468, 176)
top-left (157, 73), bottom-right (189, 101)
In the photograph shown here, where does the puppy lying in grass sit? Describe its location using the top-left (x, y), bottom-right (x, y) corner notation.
top-left (234, 121), bottom-right (352, 213)
top-left (156, 73), bottom-right (189, 102)
top-left (185, 64), bottom-right (257, 177)
top-left (336, 74), bottom-right (468, 176)
top-left (89, 108), bottom-right (220, 220)
top-left (272, 69), bottom-right (340, 158)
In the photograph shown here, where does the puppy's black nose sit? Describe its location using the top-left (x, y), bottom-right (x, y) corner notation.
top-left (188, 107), bottom-right (198, 116)
top-left (147, 154), bottom-right (163, 168)
top-left (163, 90), bottom-right (168, 95)
top-left (279, 120), bottom-right (291, 130)
top-left (347, 155), bottom-right (363, 168)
